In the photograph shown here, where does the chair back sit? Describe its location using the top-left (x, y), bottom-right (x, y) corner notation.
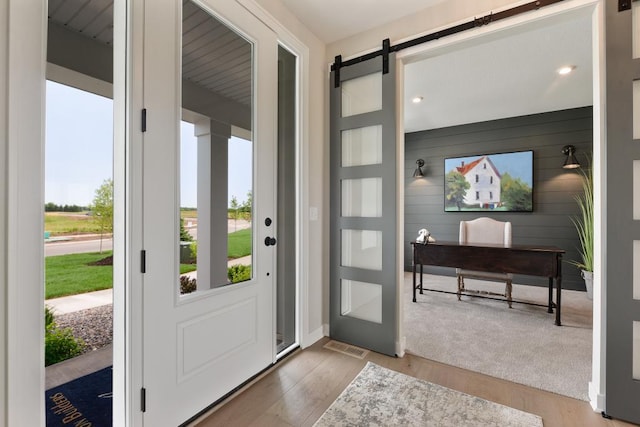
top-left (459, 217), bottom-right (512, 247)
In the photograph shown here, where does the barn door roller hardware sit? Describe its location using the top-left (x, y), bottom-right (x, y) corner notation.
top-left (332, 39), bottom-right (390, 88)
top-left (331, 0), bottom-right (565, 87)
top-left (619, 0), bottom-right (639, 12)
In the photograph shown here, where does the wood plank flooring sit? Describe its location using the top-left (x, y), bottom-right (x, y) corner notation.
top-left (192, 338), bottom-right (636, 427)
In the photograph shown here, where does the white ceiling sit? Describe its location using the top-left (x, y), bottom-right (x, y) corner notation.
top-left (403, 10), bottom-right (593, 132)
top-left (279, 0), bottom-right (447, 44)
top-left (280, 1), bottom-right (593, 133)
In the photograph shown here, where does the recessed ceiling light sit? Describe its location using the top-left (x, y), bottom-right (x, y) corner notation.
top-left (557, 65), bottom-right (576, 76)
top-left (412, 96), bottom-right (423, 104)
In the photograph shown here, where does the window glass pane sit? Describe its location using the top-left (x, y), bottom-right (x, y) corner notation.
top-left (634, 161), bottom-right (640, 220)
top-left (341, 178), bottom-right (382, 217)
top-left (179, 0), bottom-right (253, 296)
top-left (341, 73), bottom-right (382, 117)
top-left (634, 81), bottom-right (640, 139)
top-left (634, 1), bottom-right (640, 59)
top-left (635, 241), bottom-right (640, 300)
top-left (341, 125), bottom-right (382, 167)
top-left (276, 45), bottom-right (297, 353)
top-left (341, 229), bottom-right (382, 270)
top-left (341, 280), bottom-right (382, 323)
top-left (634, 321), bottom-right (640, 380)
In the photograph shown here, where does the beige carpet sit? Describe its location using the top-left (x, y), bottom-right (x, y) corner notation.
top-left (314, 362), bottom-right (543, 427)
top-left (404, 273), bottom-right (592, 401)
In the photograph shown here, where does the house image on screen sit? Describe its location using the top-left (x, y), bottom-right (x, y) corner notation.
top-left (456, 156), bottom-right (501, 208)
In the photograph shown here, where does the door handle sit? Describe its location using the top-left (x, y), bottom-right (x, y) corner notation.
top-left (264, 236), bottom-right (277, 246)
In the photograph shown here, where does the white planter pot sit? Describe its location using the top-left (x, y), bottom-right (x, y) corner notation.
top-left (581, 270), bottom-right (593, 300)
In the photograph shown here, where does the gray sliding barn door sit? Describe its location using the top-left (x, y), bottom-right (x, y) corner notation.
top-left (329, 54), bottom-right (397, 356)
top-left (605, 1), bottom-right (640, 424)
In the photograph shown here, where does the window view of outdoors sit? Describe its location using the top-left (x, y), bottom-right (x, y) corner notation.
top-left (178, 121), bottom-right (253, 295)
top-left (44, 80), bottom-right (115, 425)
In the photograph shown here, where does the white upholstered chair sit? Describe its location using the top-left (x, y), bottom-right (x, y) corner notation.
top-left (457, 217), bottom-right (513, 308)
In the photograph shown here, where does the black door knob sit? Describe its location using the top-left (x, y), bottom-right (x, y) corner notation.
top-left (264, 236), bottom-right (277, 246)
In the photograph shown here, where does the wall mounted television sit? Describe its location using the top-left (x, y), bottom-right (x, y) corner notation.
top-left (444, 150), bottom-right (533, 212)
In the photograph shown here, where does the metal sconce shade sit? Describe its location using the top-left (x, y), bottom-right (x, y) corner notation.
top-left (413, 159), bottom-right (425, 178)
top-left (562, 145), bottom-right (580, 169)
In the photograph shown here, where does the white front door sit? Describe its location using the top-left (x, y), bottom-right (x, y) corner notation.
top-left (139, 1), bottom-right (277, 425)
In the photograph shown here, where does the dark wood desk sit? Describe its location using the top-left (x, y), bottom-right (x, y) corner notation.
top-left (411, 241), bottom-right (565, 325)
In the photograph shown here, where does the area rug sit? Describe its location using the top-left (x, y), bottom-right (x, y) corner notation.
top-left (45, 366), bottom-right (112, 427)
top-left (314, 362), bottom-right (543, 427)
top-left (404, 273), bottom-right (592, 400)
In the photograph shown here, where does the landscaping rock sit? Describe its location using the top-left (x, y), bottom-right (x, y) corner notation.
top-left (55, 304), bottom-right (113, 354)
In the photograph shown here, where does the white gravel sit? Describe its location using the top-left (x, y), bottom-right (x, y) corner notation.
top-left (55, 304), bottom-right (113, 354)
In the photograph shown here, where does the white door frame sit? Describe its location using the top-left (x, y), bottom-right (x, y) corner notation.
top-left (0, 0), bottom-right (315, 426)
top-left (1, 0), bottom-right (47, 426)
top-left (394, 0), bottom-right (606, 412)
top-left (237, 0), bottom-right (318, 351)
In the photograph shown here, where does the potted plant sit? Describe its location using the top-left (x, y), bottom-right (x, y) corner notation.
top-left (569, 166), bottom-right (593, 299)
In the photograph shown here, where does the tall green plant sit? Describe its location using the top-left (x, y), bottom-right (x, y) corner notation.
top-left (569, 167), bottom-right (593, 272)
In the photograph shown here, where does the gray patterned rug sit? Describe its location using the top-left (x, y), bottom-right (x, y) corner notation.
top-left (314, 362), bottom-right (543, 427)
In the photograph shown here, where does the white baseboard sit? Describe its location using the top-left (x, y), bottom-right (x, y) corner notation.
top-left (322, 323), bottom-right (329, 337)
top-left (396, 335), bottom-right (406, 357)
top-left (589, 381), bottom-right (605, 412)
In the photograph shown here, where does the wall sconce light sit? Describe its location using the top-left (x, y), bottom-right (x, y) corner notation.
top-left (413, 159), bottom-right (425, 178)
top-left (561, 145), bottom-right (580, 169)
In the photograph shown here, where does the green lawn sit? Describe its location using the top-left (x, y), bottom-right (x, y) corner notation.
top-left (45, 251), bottom-right (198, 299)
top-left (46, 252), bottom-right (113, 299)
top-left (228, 228), bottom-right (252, 259)
top-left (45, 227), bottom-right (251, 299)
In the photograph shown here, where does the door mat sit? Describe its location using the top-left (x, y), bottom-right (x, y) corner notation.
top-left (45, 366), bottom-right (112, 427)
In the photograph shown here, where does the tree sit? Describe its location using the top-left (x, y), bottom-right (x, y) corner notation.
top-left (44, 202), bottom-right (58, 212)
top-left (241, 190), bottom-right (252, 221)
top-left (500, 173), bottom-right (532, 211)
top-left (91, 179), bottom-right (114, 253)
top-left (229, 195), bottom-right (240, 231)
top-left (179, 217), bottom-right (193, 242)
top-left (445, 170), bottom-right (470, 211)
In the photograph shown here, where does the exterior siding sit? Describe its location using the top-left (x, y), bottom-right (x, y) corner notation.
top-left (459, 157), bottom-right (501, 207)
top-left (405, 107), bottom-right (592, 291)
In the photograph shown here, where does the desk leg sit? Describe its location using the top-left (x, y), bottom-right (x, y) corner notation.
top-left (413, 261), bottom-right (417, 303)
top-left (419, 263), bottom-right (424, 295)
top-left (548, 277), bottom-right (554, 313)
top-left (555, 276), bottom-right (562, 326)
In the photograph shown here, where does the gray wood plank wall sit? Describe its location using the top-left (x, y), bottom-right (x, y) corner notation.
top-left (404, 106), bottom-right (593, 291)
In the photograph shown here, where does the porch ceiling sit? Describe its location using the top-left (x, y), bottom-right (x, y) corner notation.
top-left (48, 0), bottom-right (251, 108)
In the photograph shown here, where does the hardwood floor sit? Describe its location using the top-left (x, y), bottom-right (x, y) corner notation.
top-left (191, 337), bottom-right (636, 427)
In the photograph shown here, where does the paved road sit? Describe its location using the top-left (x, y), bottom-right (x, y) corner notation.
top-left (45, 220), bottom-right (251, 257)
top-left (45, 238), bottom-right (113, 257)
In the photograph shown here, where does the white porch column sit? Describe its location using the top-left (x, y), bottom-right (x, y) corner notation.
top-left (195, 119), bottom-right (230, 290)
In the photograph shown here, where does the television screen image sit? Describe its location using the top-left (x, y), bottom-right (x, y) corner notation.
top-left (444, 150), bottom-right (533, 212)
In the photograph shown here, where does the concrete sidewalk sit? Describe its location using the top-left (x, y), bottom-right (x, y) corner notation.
top-left (46, 289), bottom-right (113, 315)
top-left (46, 255), bottom-right (253, 314)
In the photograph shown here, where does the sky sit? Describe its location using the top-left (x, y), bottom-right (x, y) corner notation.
top-left (46, 80), bottom-right (251, 208)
